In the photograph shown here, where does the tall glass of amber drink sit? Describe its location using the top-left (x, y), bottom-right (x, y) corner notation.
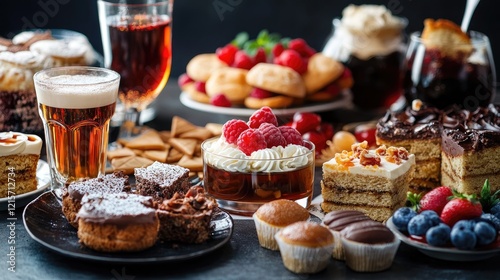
top-left (34, 66), bottom-right (120, 190)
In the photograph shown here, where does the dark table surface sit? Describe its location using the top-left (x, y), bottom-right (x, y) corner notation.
top-left (1, 83), bottom-right (500, 280)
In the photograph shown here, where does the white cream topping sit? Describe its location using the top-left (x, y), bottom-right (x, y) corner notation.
top-left (0, 132), bottom-right (42, 156)
top-left (323, 4), bottom-right (406, 60)
top-left (323, 152), bottom-right (415, 180)
top-left (203, 138), bottom-right (312, 173)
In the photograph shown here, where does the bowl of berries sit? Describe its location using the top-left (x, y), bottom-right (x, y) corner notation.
top-left (387, 180), bottom-right (500, 261)
top-left (201, 107), bottom-right (315, 216)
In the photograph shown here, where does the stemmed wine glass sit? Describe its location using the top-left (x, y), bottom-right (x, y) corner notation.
top-left (98, 0), bottom-right (172, 138)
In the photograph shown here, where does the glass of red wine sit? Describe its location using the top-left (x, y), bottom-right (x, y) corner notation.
top-left (98, 0), bottom-right (172, 138)
top-left (404, 31), bottom-right (496, 110)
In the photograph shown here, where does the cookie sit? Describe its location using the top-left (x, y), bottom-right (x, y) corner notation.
top-left (421, 19), bottom-right (472, 56)
top-left (206, 67), bottom-right (251, 104)
top-left (244, 95), bottom-right (295, 109)
top-left (186, 53), bottom-right (227, 82)
top-left (246, 63), bottom-right (306, 98)
top-left (302, 53), bottom-right (344, 94)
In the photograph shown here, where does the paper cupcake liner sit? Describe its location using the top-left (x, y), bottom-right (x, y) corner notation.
top-left (252, 214), bottom-right (281, 250)
top-left (275, 234), bottom-right (334, 274)
top-left (331, 230), bottom-right (345, 260)
top-left (341, 237), bottom-right (400, 272)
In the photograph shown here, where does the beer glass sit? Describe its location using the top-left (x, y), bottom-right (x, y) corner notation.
top-left (98, 0), bottom-right (172, 138)
top-left (34, 67), bottom-right (120, 190)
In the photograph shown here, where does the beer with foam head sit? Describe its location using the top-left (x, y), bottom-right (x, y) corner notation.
top-left (34, 67), bottom-right (120, 189)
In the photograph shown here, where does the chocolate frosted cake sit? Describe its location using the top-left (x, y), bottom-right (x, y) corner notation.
top-left (77, 192), bottom-right (159, 252)
top-left (157, 186), bottom-right (217, 244)
top-left (62, 171), bottom-right (130, 228)
top-left (441, 104), bottom-right (500, 194)
top-left (135, 161), bottom-right (190, 203)
top-left (376, 100), bottom-right (443, 192)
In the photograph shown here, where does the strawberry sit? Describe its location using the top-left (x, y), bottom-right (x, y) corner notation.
top-left (440, 192), bottom-right (483, 227)
top-left (216, 44), bottom-right (238, 65)
top-left (419, 186), bottom-right (453, 215)
top-left (253, 47), bottom-right (267, 64)
top-left (291, 111), bottom-right (321, 134)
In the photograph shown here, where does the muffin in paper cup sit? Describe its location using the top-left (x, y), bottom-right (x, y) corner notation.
top-left (340, 220), bottom-right (400, 272)
top-left (275, 221), bottom-right (334, 274)
top-left (252, 199), bottom-right (310, 250)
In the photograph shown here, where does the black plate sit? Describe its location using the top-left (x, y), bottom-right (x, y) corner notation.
top-left (23, 191), bottom-right (233, 263)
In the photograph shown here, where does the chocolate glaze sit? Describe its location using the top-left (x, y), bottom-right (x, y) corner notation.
top-left (65, 171), bottom-right (130, 201)
top-left (341, 220), bottom-right (394, 244)
top-left (376, 104), bottom-right (442, 141)
top-left (322, 210), bottom-right (371, 231)
top-left (77, 193), bottom-right (157, 225)
top-left (442, 104), bottom-right (500, 155)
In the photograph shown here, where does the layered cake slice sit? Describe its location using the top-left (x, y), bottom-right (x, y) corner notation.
top-left (0, 131), bottom-right (42, 197)
top-left (62, 171), bottom-right (130, 228)
top-left (376, 100), bottom-right (442, 193)
top-left (441, 104), bottom-right (500, 194)
top-left (321, 142), bottom-right (415, 222)
top-left (134, 161), bottom-right (191, 203)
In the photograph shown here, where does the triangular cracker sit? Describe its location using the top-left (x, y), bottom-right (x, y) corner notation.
top-left (171, 116), bottom-right (197, 137)
top-left (166, 147), bottom-right (183, 163)
top-left (125, 129), bottom-right (165, 150)
top-left (159, 130), bottom-right (172, 143)
top-left (169, 138), bottom-right (197, 156)
top-left (107, 147), bottom-right (135, 160)
top-left (111, 156), bottom-right (154, 174)
top-left (205, 123), bottom-right (223, 136)
top-left (177, 155), bottom-right (203, 172)
top-left (143, 150), bottom-right (168, 162)
top-left (179, 127), bottom-right (213, 141)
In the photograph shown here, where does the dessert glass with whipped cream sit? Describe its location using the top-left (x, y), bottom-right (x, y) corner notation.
top-left (323, 4), bottom-right (407, 110)
top-left (201, 137), bottom-right (315, 216)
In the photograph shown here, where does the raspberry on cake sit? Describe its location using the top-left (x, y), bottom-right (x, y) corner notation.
top-left (157, 186), bottom-right (217, 244)
top-left (0, 132), bottom-right (42, 198)
top-left (62, 171), bottom-right (130, 228)
top-left (135, 161), bottom-right (191, 203)
top-left (321, 142), bottom-right (415, 222)
top-left (77, 192), bottom-right (159, 252)
top-left (376, 99), bottom-right (442, 193)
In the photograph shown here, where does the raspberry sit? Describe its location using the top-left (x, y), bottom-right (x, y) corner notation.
top-left (258, 123), bottom-right (286, 148)
top-left (216, 44), bottom-right (238, 65)
top-left (250, 88), bottom-right (275, 99)
top-left (237, 128), bottom-right (267, 155)
top-left (272, 43), bottom-right (285, 58)
top-left (279, 126), bottom-right (304, 146)
top-left (210, 93), bottom-right (232, 107)
top-left (222, 119), bottom-right (249, 144)
top-left (194, 81), bottom-right (206, 93)
top-left (324, 83), bottom-right (341, 98)
top-left (277, 49), bottom-right (304, 74)
top-left (302, 46), bottom-right (317, 58)
top-left (253, 47), bottom-right (267, 64)
top-left (233, 50), bottom-right (254, 70)
top-left (288, 38), bottom-right (307, 53)
top-left (248, 106), bottom-right (278, 128)
top-left (178, 73), bottom-right (193, 88)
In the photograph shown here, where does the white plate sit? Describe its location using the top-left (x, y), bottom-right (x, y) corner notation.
top-left (180, 90), bottom-right (353, 116)
top-left (387, 217), bottom-right (500, 261)
top-left (1, 160), bottom-right (51, 210)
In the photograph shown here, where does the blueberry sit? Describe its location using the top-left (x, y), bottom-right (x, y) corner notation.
top-left (392, 207), bottom-right (417, 232)
top-left (453, 220), bottom-right (476, 231)
top-left (419, 210), bottom-right (441, 226)
top-left (476, 213), bottom-right (500, 231)
top-left (426, 223), bottom-right (451, 247)
top-left (491, 203), bottom-right (500, 218)
top-left (474, 221), bottom-right (498, 246)
top-left (450, 227), bottom-right (477, 250)
top-left (408, 214), bottom-right (433, 236)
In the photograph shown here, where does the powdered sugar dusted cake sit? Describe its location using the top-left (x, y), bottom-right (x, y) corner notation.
top-left (62, 171), bottom-right (130, 228)
top-left (321, 142), bottom-right (415, 222)
top-left (134, 161), bottom-right (190, 203)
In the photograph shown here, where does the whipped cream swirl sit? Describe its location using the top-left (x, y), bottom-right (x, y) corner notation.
top-left (0, 131), bottom-right (42, 156)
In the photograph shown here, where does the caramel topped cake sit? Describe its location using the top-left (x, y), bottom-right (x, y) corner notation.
top-left (441, 104), bottom-right (500, 194)
top-left (135, 161), bottom-right (190, 203)
top-left (376, 100), bottom-right (442, 192)
top-left (0, 131), bottom-right (42, 197)
top-left (62, 171), bottom-right (130, 228)
top-left (77, 193), bottom-right (159, 252)
top-left (321, 142), bottom-right (415, 222)
top-left (157, 186), bottom-right (217, 243)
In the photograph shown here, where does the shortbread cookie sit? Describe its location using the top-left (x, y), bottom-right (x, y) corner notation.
top-left (246, 63), bottom-right (306, 98)
top-left (302, 53), bottom-right (344, 94)
top-left (206, 67), bottom-right (251, 104)
top-left (186, 53), bottom-right (227, 82)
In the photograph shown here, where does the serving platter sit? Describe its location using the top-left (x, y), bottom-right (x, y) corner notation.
top-left (23, 191), bottom-right (233, 263)
top-left (180, 90), bottom-right (353, 116)
top-left (0, 160), bottom-right (51, 211)
top-left (387, 217), bottom-right (500, 261)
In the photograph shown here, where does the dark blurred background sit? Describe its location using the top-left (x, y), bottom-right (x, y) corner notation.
top-left (1, 0), bottom-right (499, 82)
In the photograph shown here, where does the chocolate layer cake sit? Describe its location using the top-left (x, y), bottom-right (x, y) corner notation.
top-left (157, 186), bottom-right (217, 243)
top-left (376, 100), bottom-right (442, 193)
top-left (441, 104), bottom-right (500, 194)
top-left (62, 171), bottom-right (130, 228)
top-left (134, 161), bottom-right (190, 203)
top-left (321, 142), bottom-right (415, 222)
